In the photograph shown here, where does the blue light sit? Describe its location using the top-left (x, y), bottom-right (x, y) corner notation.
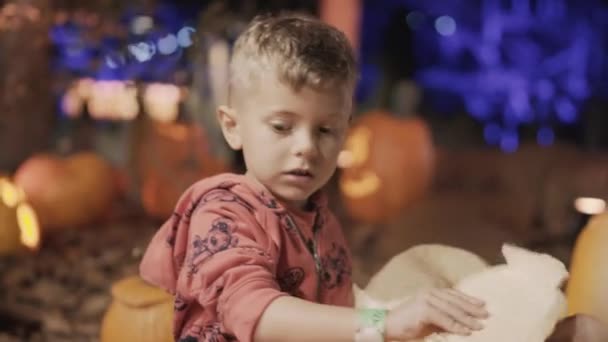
top-left (483, 123), bottom-right (502, 145)
top-left (466, 96), bottom-right (492, 120)
top-left (403, 0), bottom-right (608, 151)
top-left (435, 16), bottom-right (456, 36)
top-left (128, 41), bottom-right (156, 62)
top-left (566, 76), bottom-right (589, 99)
top-left (177, 26), bottom-right (196, 47)
top-left (407, 11), bottom-right (425, 30)
top-left (537, 126), bottom-right (555, 146)
top-left (50, 23), bottom-right (95, 73)
top-left (500, 129), bottom-right (519, 153)
top-left (508, 89), bottom-right (530, 118)
top-left (535, 79), bottom-right (555, 101)
top-left (555, 97), bottom-right (577, 123)
top-left (478, 45), bottom-right (500, 66)
top-left (49, 3), bottom-right (200, 120)
top-left (157, 34), bottom-right (179, 55)
top-left (105, 53), bottom-right (126, 69)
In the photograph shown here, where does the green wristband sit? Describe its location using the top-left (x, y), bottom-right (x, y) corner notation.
top-left (356, 308), bottom-right (387, 340)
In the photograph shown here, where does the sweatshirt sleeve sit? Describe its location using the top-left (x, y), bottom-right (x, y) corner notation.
top-left (177, 199), bottom-right (287, 342)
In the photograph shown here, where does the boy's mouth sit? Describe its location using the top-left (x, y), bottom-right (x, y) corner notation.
top-left (285, 169), bottom-right (313, 178)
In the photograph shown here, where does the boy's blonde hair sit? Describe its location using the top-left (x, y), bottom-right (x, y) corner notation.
top-left (228, 13), bottom-right (357, 104)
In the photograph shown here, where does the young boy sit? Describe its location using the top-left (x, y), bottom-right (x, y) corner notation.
top-left (140, 13), bottom-right (489, 342)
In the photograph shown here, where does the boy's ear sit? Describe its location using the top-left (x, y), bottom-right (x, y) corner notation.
top-left (216, 105), bottom-right (242, 150)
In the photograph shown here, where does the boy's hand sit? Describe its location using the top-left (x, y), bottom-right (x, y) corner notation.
top-left (385, 288), bottom-right (489, 341)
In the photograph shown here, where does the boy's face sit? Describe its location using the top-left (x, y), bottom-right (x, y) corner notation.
top-left (218, 72), bottom-right (352, 209)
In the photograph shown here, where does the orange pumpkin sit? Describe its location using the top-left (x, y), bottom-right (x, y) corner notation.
top-left (13, 152), bottom-right (117, 230)
top-left (136, 120), bottom-right (228, 220)
top-left (566, 212), bottom-right (608, 324)
top-left (101, 276), bottom-right (173, 342)
top-left (338, 111), bottom-right (435, 223)
top-left (0, 177), bottom-right (40, 255)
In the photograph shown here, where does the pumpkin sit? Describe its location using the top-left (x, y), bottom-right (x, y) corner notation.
top-left (0, 177), bottom-right (41, 255)
top-left (566, 212), bottom-right (608, 324)
top-left (337, 111), bottom-right (435, 223)
top-left (101, 275), bottom-right (173, 342)
top-left (136, 120), bottom-right (228, 220)
top-left (13, 152), bottom-right (117, 231)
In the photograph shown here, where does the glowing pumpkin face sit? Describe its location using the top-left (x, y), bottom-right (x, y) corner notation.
top-left (338, 126), bottom-right (382, 198)
top-left (337, 111), bottom-right (435, 224)
top-left (0, 178), bottom-right (40, 255)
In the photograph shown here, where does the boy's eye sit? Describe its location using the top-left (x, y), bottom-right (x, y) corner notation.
top-left (319, 126), bottom-right (334, 134)
top-left (270, 122), bottom-right (290, 133)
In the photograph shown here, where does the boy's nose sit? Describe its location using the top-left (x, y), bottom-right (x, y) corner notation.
top-left (293, 131), bottom-right (319, 159)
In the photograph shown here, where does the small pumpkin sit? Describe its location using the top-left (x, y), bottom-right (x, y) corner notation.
top-left (13, 152), bottom-right (117, 231)
top-left (136, 120), bottom-right (228, 220)
top-left (0, 178), bottom-right (41, 255)
top-left (566, 212), bottom-right (608, 324)
top-left (100, 275), bottom-right (173, 342)
top-left (337, 111), bottom-right (435, 223)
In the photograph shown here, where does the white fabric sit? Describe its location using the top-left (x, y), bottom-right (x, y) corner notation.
top-left (363, 244), bottom-right (489, 303)
top-left (354, 244), bottom-right (568, 342)
top-left (428, 244), bottom-right (568, 342)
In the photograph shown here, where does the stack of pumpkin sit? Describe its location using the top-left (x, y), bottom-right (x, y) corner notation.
top-left (2, 119), bottom-right (228, 245)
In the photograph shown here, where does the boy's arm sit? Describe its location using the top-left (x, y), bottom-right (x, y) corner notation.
top-left (254, 296), bottom-right (358, 342)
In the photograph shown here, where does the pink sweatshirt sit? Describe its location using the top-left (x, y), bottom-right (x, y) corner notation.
top-left (139, 173), bottom-right (354, 342)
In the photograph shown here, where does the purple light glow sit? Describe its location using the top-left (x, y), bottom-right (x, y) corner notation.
top-left (405, 0), bottom-right (608, 151)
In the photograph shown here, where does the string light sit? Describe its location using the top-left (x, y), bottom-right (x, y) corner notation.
top-left (87, 81), bottom-right (139, 121)
top-left (177, 26), bottom-right (196, 47)
top-left (50, 7), bottom-right (198, 122)
top-left (435, 16), bottom-right (456, 36)
top-left (408, 0), bottom-right (607, 151)
top-left (143, 83), bottom-right (183, 123)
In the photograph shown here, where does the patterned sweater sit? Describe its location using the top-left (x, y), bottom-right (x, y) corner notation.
top-left (140, 173), bottom-right (354, 341)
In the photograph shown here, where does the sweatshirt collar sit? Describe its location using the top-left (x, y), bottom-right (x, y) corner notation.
top-left (235, 172), bottom-right (328, 215)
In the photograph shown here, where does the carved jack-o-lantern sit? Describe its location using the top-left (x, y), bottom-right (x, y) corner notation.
top-left (13, 152), bottom-right (117, 231)
top-left (101, 276), bottom-right (173, 342)
top-left (137, 120), bottom-right (228, 220)
top-left (567, 212), bottom-right (608, 324)
top-left (338, 111), bottom-right (435, 223)
top-left (0, 178), bottom-right (40, 255)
